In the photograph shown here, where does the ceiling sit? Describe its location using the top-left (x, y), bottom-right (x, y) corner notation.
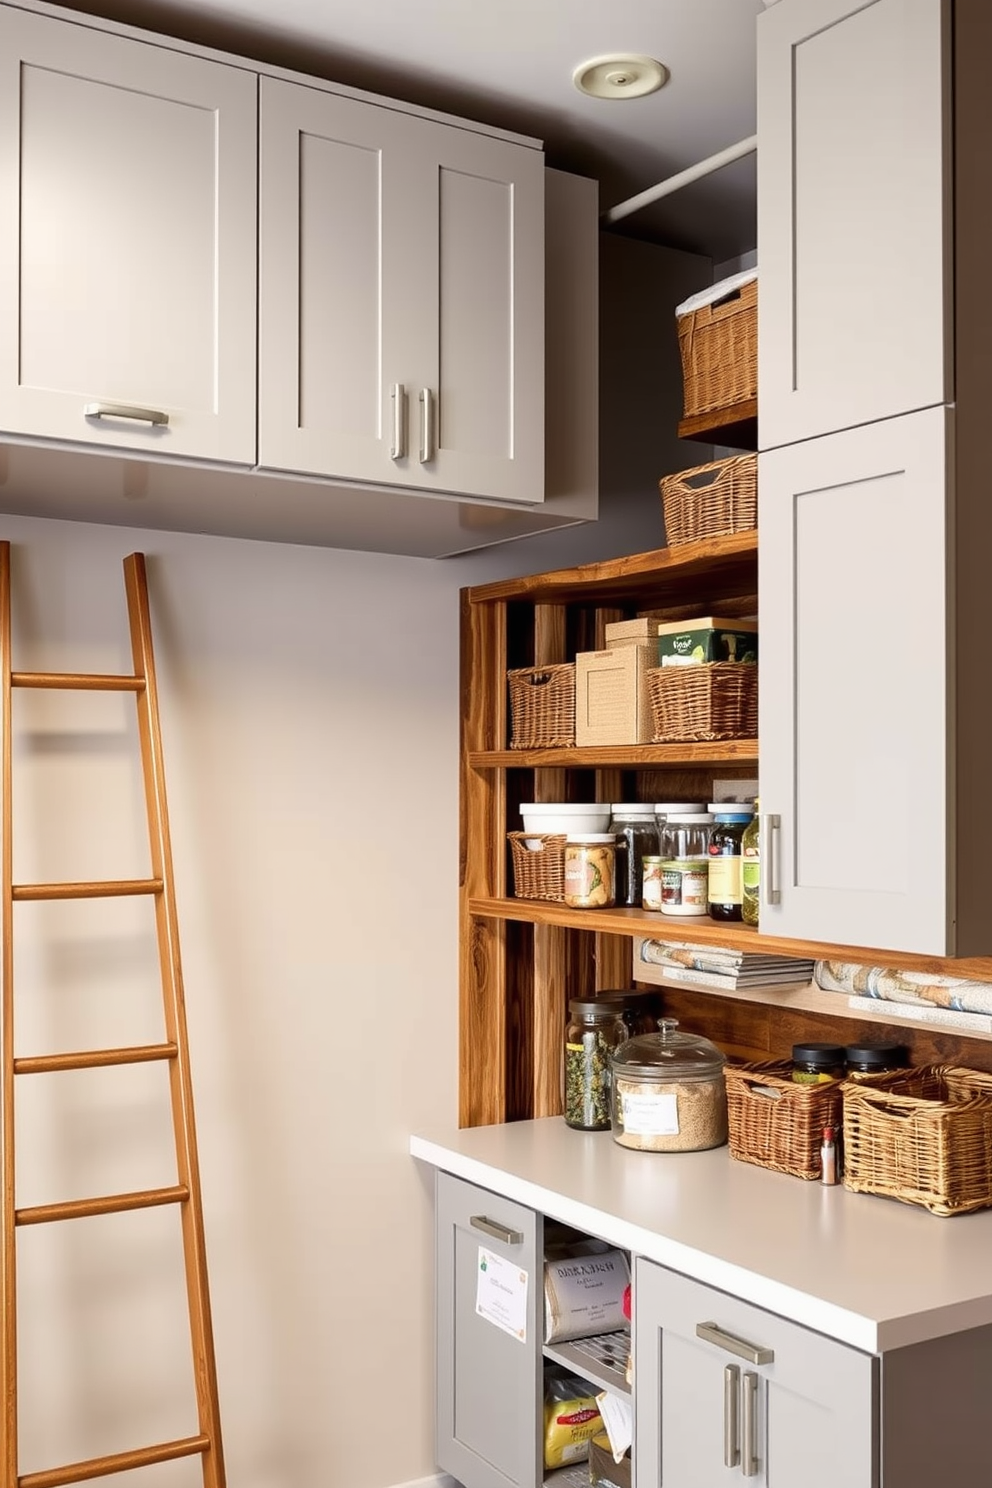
top-left (57, 0), bottom-right (765, 262)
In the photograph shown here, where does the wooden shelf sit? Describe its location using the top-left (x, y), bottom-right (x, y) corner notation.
top-left (470, 740), bottom-right (758, 769)
top-left (468, 897), bottom-right (992, 980)
top-left (676, 398), bottom-right (757, 449)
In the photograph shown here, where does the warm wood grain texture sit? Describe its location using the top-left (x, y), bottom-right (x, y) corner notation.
top-left (676, 397), bottom-right (757, 448)
top-left (471, 740), bottom-right (759, 768)
top-left (533, 924), bottom-right (567, 1118)
top-left (18, 1434), bottom-right (211, 1488)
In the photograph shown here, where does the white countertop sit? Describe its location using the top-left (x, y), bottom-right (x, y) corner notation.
top-left (411, 1119), bottom-right (992, 1354)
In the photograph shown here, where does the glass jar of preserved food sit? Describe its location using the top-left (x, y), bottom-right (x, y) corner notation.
top-left (608, 804), bottom-right (659, 908)
top-left (707, 803), bottom-right (754, 922)
top-left (609, 1018), bottom-right (728, 1151)
top-left (844, 1041), bottom-right (909, 1076)
top-left (741, 802), bottom-right (760, 927)
top-left (564, 1000), bottom-right (628, 1130)
top-left (791, 1042), bottom-right (846, 1084)
top-left (657, 812), bottom-right (713, 917)
top-left (563, 835), bottom-right (616, 908)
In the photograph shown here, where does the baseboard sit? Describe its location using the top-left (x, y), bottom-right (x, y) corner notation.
top-left (390, 1475), bottom-right (460, 1488)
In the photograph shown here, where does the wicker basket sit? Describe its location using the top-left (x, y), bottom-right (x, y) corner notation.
top-left (725, 1061), bottom-right (844, 1180)
top-left (646, 662), bottom-right (757, 742)
top-left (841, 1066), bottom-right (992, 1216)
top-left (660, 454), bottom-right (757, 548)
top-left (507, 832), bottom-right (566, 902)
top-left (677, 277), bottom-right (757, 418)
top-left (507, 664), bottom-right (575, 748)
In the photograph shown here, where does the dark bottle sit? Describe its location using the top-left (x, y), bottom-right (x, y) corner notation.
top-left (608, 804), bottom-right (659, 908)
top-left (707, 804), bottom-right (754, 922)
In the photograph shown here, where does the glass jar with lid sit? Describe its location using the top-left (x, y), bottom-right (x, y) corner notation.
top-left (609, 804), bottom-right (659, 907)
top-left (658, 811), bottom-right (713, 916)
top-left (587, 987), bottom-right (663, 1038)
top-left (563, 834), bottom-right (616, 908)
top-left (791, 1042), bottom-right (846, 1084)
top-left (844, 1041), bottom-right (909, 1077)
top-left (609, 1018), bottom-right (728, 1151)
top-left (707, 802), bottom-right (755, 922)
top-left (564, 1000), bottom-right (628, 1130)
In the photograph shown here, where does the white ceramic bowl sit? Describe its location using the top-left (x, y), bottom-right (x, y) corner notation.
top-left (520, 802), bottom-right (612, 836)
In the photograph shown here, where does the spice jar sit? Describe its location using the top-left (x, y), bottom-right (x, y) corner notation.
top-left (609, 804), bottom-right (659, 907)
top-left (564, 1000), bottom-right (627, 1130)
top-left (609, 1018), bottom-right (728, 1151)
top-left (791, 1042), bottom-right (846, 1084)
top-left (563, 835), bottom-right (616, 908)
top-left (845, 1041), bottom-right (908, 1076)
top-left (657, 812), bottom-right (713, 917)
top-left (707, 803), bottom-right (754, 922)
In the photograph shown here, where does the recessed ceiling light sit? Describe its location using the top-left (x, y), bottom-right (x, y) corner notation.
top-left (572, 53), bottom-right (669, 101)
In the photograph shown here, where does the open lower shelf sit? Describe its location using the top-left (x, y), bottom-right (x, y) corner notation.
top-left (544, 1329), bottom-right (631, 1397)
top-left (676, 397), bottom-right (757, 449)
top-left (470, 739), bottom-right (758, 769)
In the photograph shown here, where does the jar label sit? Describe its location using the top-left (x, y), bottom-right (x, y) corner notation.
top-left (708, 857), bottom-right (742, 905)
top-left (621, 1089), bottom-right (679, 1135)
top-left (660, 860), bottom-right (708, 910)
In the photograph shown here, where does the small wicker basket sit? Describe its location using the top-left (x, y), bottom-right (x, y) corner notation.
top-left (841, 1065), bottom-right (992, 1216)
top-left (660, 454), bottom-right (757, 548)
top-left (507, 832), bottom-right (566, 902)
top-left (677, 277), bottom-right (757, 418)
top-left (507, 664), bottom-right (575, 748)
top-left (724, 1061), bottom-right (844, 1181)
top-left (646, 662), bottom-right (757, 743)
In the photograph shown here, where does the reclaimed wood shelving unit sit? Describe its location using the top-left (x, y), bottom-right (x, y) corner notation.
top-left (459, 528), bottom-right (992, 1129)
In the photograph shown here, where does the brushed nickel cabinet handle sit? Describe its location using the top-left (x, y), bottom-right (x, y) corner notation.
top-left (724, 1363), bottom-right (740, 1469)
top-left (84, 401), bottom-right (169, 427)
top-left (762, 813), bottom-right (782, 905)
top-left (742, 1370), bottom-right (759, 1477)
top-left (420, 387), bottom-right (435, 463)
top-left (696, 1321), bottom-right (774, 1366)
top-left (469, 1214), bottom-right (523, 1246)
top-left (390, 383), bottom-right (407, 459)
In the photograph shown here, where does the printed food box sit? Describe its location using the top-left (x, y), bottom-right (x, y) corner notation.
top-left (656, 616), bottom-right (757, 666)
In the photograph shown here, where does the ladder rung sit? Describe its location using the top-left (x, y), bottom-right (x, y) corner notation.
top-left (18, 1433), bottom-right (211, 1488)
top-left (11, 670), bottom-right (145, 692)
top-left (16, 1184), bottom-right (189, 1226)
top-left (14, 1043), bottom-right (178, 1075)
top-left (13, 878), bottom-right (163, 902)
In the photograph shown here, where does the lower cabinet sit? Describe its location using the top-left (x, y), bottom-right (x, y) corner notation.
top-left (634, 1259), bottom-right (875, 1487)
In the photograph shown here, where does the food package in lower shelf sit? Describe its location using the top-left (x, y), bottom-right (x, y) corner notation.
top-left (589, 1432), bottom-right (633, 1488)
top-left (543, 1370), bottom-right (604, 1470)
top-left (544, 1247), bottom-right (631, 1343)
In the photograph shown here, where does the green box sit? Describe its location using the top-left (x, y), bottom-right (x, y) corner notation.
top-left (657, 616), bottom-right (758, 666)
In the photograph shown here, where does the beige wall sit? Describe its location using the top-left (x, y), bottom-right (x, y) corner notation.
top-left (3, 237), bottom-right (710, 1488)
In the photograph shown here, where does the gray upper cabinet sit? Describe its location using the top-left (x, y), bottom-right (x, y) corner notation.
top-left (0, 5), bottom-right (258, 463)
top-left (258, 77), bottom-right (545, 505)
top-left (757, 0), bottom-right (951, 450)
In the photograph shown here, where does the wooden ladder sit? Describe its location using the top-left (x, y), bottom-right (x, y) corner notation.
top-left (0, 544), bottom-right (225, 1488)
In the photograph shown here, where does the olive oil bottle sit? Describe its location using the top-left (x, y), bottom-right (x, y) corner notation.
top-left (741, 801), bottom-right (760, 927)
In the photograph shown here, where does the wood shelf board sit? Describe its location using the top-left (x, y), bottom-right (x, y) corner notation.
top-left (465, 530), bottom-right (757, 607)
top-left (676, 398), bottom-right (758, 449)
top-left (468, 898), bottom-right (992, 980)
top-left (471, 740), bottom-right (758, 769)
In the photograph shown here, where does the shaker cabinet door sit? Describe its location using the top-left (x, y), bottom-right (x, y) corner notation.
top-left (0, 6), bottom-right (257, 463)
top-left (435, 1171), bottom-right (542, 1488)
top-left (635, 1259), bottom-right (876, 1488)
top-left (758, 406), bottom-right (951, 954)
top-left (757, 0), bottom-right (950, 450)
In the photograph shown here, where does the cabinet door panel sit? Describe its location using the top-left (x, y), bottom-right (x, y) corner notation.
top-left (759, 407), bottom-right (950, 952)
top-left (635, 1259), bottom-right (876, 1488)
top-left (436, 1171), bottom-right (541, 1488)
top-left (758, 0), bottom-right (950, 449)
top-left (0, 7), bottom-right (257, 462)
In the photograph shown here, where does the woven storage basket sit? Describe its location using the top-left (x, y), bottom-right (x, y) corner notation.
top-left (507, 832), bottom-right (566, 902)
top-left (677, 277), bottom-right (757, 418)
top-left (724, 1061), bottom-right (844, 1180)
top-left (841, 1065), bottom-right (992, 1216)
top-left (660, 454), bottom-right (757, 548)
top-left (646, 662), bottom-right (757, 742)
top-left (507, 664), bottom-right (575, 748)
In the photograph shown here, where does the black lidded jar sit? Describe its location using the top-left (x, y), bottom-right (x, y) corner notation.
top-left (791, 1042), bottom-right (846, 1085)
top-left (587, 987), bottom-right (663, 1039)
top-left (845, 1041), bottom-right (909, 1076)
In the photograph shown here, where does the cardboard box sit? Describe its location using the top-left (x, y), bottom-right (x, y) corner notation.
top-left (657, 615), bottom-right (757, 666)
top-left (589, 1434), bottom-right (632, 1488)
top-left (604, 617), bottom-right (657, 649)
top-left (575, 647), bottom-right (654, 745)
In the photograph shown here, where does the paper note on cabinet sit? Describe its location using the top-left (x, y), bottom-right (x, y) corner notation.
top-left (476, 1246), bottom-right (529, 1342)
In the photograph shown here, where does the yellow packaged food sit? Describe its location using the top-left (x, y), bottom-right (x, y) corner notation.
top-left (543, 1373), bottom-right (603, 1469)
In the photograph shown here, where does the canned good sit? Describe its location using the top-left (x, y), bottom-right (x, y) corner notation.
top-left (660, 858), bottom-right (710, 916)
top-left (641, 856), bottom-right (664, 910)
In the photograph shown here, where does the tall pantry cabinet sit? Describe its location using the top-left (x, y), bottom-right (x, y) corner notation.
top-left (756, 0), bottom-right (992, 957)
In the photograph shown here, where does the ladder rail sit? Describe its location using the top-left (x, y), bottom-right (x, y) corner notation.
top-left (1, 545), bottom-right (16, 1488)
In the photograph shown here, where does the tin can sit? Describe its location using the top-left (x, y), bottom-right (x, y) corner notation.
top-left (660, 858), bottom-right (710, 916)
top-left (641, 855), bottom-right (664, 911)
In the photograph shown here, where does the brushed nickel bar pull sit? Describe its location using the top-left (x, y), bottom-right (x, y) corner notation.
top-left (390, 383), bottom-right (407, 459)
top-left (762, 813), bottom-right (782, 905)
top-left (696, 1321), bottom-right (774, 1366)
top-left (469, 1214), bottom-right (524, 1246)
top-left (420, 387), bottom-right (435, 463)
top-left (724, 1363), bottom-right (740, 1469)
top-left (742, 1370), bottom-right (759, 1477)
top-left (84, 401), bottom-right (168, 427)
